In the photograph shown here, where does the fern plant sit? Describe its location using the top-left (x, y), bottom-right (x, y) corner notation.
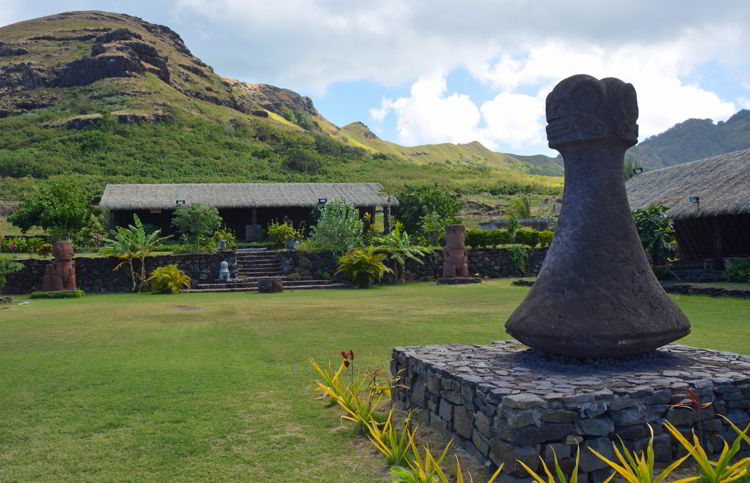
top-left (336, 246), bottom-right (392, 288)
top-left (146, 265), bottom-right (191, 294)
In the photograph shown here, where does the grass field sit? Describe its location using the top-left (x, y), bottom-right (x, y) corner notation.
top-left (1, 280), bottom-right (749, 481)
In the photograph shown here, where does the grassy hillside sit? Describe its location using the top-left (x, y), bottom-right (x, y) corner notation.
top-left (628, 110), bottom-right (750, 169)
top-left (0, 10), bottom-right (562, 203)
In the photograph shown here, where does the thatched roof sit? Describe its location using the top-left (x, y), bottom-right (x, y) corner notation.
top-left (626, 148), bottom-right (750, 220)
top-left (100, 183), bottom-right (398, 210)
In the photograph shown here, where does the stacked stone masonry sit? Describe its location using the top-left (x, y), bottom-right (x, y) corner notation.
top-left (392, 342), bottom-right (750, 482)
top-left (4, 252), bottom-right (236, 294)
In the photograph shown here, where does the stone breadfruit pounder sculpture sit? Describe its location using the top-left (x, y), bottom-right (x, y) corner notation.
top-left (442, 225), bottom-right (469, 278)
top-left (505, 74), bottom-right (690, 358)
top-left (42, 240), bottom-right (77, 291)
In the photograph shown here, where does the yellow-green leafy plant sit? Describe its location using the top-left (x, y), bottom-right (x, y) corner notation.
top-left (450, 457), bottom-right (504, 483)
top-left (146, 264), bottom-right (191, 294)
top-left (665, 421), bottom-right (749, 483)
top-left (390, 439), bottom-right (453, 483)
top-left (336, 245), bottom-right (392, 288)
top-left (518, 446), bottom-right (581, 483)
top-left (365, 409), bottom-right (416, 466)
top-left (664, 420), bottom-right (750, 483)
top-left (309, 357), bottom-right (347, 407)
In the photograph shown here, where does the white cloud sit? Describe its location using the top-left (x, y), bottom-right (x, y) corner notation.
top-left (479, 93), bottom-right (545, 150)
top-left (370, 75), bottom-right (481, 146)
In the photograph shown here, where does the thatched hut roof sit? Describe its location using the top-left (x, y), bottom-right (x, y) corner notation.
top-left (100, 183), bottom-right (398, 210)
top-left (626, 148), bottom-right (750, 220)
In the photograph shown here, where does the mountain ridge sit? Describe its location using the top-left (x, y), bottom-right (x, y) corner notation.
top-left (0, 10), bottom-right (564, 201)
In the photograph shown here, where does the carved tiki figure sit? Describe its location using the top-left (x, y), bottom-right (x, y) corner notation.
top-left (42, 240), bottom-right (76, 291)
top-left (505, 75), bottom-right (690, 358)
top-left (442, 225), bottom-right (469, 278)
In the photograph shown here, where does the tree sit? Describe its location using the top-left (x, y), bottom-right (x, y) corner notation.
top-left (171, 204), bottom-right (222, 243)
top-left (8, 182), bottom-right (98, 241)
top-left (392, 185), bottom-right (462, 235)
top-left (420, 211), bottom-right (449, 246)
top-left (509, 196), bottom-right (532, 219)
top-left (305, 200), bottom-right (363, 254)
top-left (103, 214), bottom-right (171, 292)
top-left (632, 203), bottom-right (676, 266)
top-left (373, 228), bottom-right (431, 284)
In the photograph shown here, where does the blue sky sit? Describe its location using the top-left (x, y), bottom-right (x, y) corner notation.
top-left (2, 0), bottom-right (749, 155)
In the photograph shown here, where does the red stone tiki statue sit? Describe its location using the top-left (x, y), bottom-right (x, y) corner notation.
top-left (442, 225), bottom-right (469, 278)
top-left (42, 241), bottom-right (76, 291)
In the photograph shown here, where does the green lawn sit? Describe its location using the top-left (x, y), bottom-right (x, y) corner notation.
top-left (1, 280), bottom-right (749, 482)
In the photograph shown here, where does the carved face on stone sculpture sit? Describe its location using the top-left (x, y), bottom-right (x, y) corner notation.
top-left (545, 74), bottom-right (639, 149)
top-left (444, 225), bottom-right (465, 248)
top-left (52, 240), bottom-right (74, 260)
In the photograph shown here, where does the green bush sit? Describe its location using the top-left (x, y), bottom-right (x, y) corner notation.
top-left (211, 228), bottom-right (237, 250)
top-left (304, 200), bottom-right (363, 254)
top-left (515, 228), bottom-right (540, 247)
top-left (267, 220), bottom-right (300, 248)
top-left (146, 265), bottom-right (192, 294)
top-left (538, 230), bottom-right (554, 248)
top-left (30, 290), bottom-right (85, 299)
top-left (727, 259), bottom-right (750, 283)
top-left (510, 245), bottom-right (531, 275)
top-left (465, 229), bottom-right (488, 248)
top-left (487, 229), bottom-right (512, 247)
top-left (171, 204), bottom-right (223, 242)
top-left (336, 246), bottom-right (392, 288)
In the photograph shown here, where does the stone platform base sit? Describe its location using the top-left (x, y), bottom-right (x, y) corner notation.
top-left (391, 341), bottom-right (750, 482)
top-left (437, 277), bottom-right (481, 285)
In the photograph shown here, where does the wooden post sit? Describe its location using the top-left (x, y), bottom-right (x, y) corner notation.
top-left (384, 205), bottom-right (392, 234)
top-left (251, 208), bottom-right (258, 225)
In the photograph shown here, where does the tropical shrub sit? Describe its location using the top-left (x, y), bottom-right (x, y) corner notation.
top-left (509, 196), bottom-right (532, 219)
top-left (373, 228), bottom-right (431, 283)
top-left (1, 237), bottom-right (26, 253)
top-left (336, 246), bottom-right (392, 288)
top-left (515, 228), bottom-right (540, 247)
top-left (171, 204), bottom-right (223, 243)
top-left (519, 446), bottom-right (580, 483)
top-left (103, 214), bottom-right (171, 292)
top-left (420, 211), bottom-right (450, 246)
top-left (589, 424), bottom-right (691, 483)
top-left (8, 182), bottom-right (99, 241)
top-left (392, 184), bottom-right (462, 235)
top-left (305, 200), bottom-right (363, 254)
top-left (146, 265), bottom-right (191, 294)
top-left (727, 258), bottom-right (750, 283)
top-left (664, 421), bottom-right (750, 483)
top-left (538, 230), bottom-right (555, 248)
top-left (211, 227), bottom-right (237, 250)
top-left (267, 220), bottom-right (299, 248)
top-left (0, 259), bottom-right (24, 288)
top-left (37, 243), bottom-right (54, 257)
top-left (365, 410), bottom-right (415, 466)
top-left (632, 203), bottom-right (676, 265)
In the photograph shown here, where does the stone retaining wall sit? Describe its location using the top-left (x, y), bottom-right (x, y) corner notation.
top-left (664, 284), bottom-right (750, 299)
top-left (3, 251), bottom-right (236, 294)
top-left (392, 342), bottom-right (750, 483)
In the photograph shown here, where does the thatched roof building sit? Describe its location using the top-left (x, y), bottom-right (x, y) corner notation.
top-left (627, 148), bottom-right (750, 262)
top-left (101, 182), bottom-right (398, 240)
top-left (100, 183), bottom-right (397, 210)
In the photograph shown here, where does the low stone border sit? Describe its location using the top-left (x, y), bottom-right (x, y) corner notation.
top-left (664, 284), bottom-right (750, 299)
top-left (392, 342), bottom-right (750, 482)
